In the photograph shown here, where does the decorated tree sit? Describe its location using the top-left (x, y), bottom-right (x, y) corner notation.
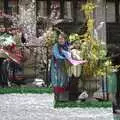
top-left (68, 1), bottom-right (113, 80)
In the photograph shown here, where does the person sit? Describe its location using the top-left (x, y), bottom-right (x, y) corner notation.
top-left (0, 32), bottom-right (24, 87)
top-left (68, 41), bottom-right (83, 100)
top-left (50, 33), bottom-right (87, 101)
top-left (0, 58), bottom-right (9, 87)
top-left (50, 33), bottom-right (70, 101)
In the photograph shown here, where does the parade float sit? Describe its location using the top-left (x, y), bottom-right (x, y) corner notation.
top-left (0, 0), bottom-right (117, 107)
top-left (53, 1), bottom-right (116, 107)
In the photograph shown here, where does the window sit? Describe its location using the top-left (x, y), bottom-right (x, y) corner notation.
top-left (76, 1), bottom-right (86, 23)
top-left (37, 1), bottom-right (47, 17)
top-left (0, 0), bottom-right (18, 28)
top-left (36, 0), bottom-right (87, 36)
top-left (106, 0), bottom-right (120, 23)
top-left (37, 0), bottom-right (61, 19)
top-left (119, 1), bottom-right (120, 22)
top-left (7, 0), bottom-right (18, 15)
top-left (0, 0), bottom-right (4, 26)
top-left (106, 1), bottom-right (115, 22)
top-left (64, 1), bottom-right (73, 19)
top-left (37, 0), bottom-right (86, 22)
top-left (0, 0), bottom-right (4, 11)
top-left (50, 1), bottom-right (60, 19)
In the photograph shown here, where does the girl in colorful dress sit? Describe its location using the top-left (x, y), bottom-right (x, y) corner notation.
top-left (51, 33), bottom-right (70, 101)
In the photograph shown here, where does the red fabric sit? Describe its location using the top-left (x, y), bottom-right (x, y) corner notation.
top-left (54, 86), bottom-right (69, 94)
top-left (0, 46), bottom-right (23, 64)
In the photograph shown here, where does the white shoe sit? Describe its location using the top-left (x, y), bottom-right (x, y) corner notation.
top-left (78, 91), bottom-right (88, 100)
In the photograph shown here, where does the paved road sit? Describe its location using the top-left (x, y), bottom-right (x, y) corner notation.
top-left (0, 94), bottom-right (115, 120)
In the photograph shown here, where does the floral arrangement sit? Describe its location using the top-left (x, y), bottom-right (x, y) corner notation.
top-left (0, 33), bottom-right (15, 47)
top-left (68, 1), bottom-right (114, 78)
top-left (42, 1), bottom-right (113, 78)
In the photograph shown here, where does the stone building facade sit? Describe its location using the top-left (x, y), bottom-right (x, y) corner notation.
top-left (0, 0), bottom-right (87, 37)
top-left (1, 0), bottom-right (119, 45)
top-left (95, 0), bottom-right (120, 45)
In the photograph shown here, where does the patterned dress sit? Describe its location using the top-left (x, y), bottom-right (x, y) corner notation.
top-left (51, 43), bottom-right (70, 101)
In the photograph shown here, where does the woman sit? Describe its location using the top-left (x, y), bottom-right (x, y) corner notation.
top-left (51, 33), bottom-right (70, 101)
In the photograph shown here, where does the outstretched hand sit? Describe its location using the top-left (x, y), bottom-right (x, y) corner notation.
top-left (82, 60), bottom-right (87, 64)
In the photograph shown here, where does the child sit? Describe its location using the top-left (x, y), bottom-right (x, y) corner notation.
top-left (69, 41), bottom-right (83, 100)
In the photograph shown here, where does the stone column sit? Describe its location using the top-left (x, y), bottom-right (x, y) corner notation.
top-left (93, 0), bottom-right (108, 100)
top-left (18, 0), bottom-right (36, 43)
top-left (94, 0), bottom-right (106, 45)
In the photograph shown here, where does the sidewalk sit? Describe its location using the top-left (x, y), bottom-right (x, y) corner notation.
top-left (0, 94), bottom-right (114, 120)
